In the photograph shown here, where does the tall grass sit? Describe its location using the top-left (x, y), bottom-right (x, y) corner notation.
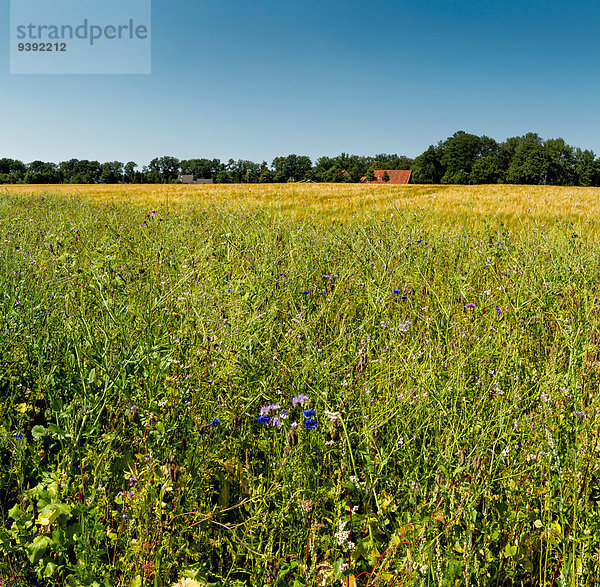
top-left (1, 188), bottom-right (600, 585)
top-left (4, 183), bottom-right (600, 230)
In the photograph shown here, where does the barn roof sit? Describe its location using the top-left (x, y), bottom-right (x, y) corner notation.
top-left (371, 170), bottom-right (412, 184)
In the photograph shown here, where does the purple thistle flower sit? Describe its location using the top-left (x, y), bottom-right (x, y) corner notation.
top-left (465, 303), bottom-right (476, 309)
top-left (259, 403), bottom-right (281, 416)
top-left (292, 394), bottom-right (309, 406)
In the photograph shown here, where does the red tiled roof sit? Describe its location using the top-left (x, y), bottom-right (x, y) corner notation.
top-left (369, 170), bottom-right (412, 184)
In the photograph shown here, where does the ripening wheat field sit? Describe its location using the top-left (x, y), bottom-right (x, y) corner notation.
top-left (3, 184), bottom-right (600, 586)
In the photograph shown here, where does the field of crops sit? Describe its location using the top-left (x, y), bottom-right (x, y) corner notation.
top-left (3, 184), bottom-right (600, 586)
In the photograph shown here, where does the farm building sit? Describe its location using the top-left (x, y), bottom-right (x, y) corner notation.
top-left (360, 170), bottom-right (412, 184)
top-left (177, 174), bottom-right (214, 184)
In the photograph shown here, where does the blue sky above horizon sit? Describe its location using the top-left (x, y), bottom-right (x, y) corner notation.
top-left (2, 0), bottom-right (600, 166)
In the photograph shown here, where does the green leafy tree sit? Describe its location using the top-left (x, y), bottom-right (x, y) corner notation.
top-left (470, 155), bottom-right (501, 184)
top-left (505, 134), bottom-right (549, 184)
top-left (123, 162), bottom-right (138, 183)
top-left (382, 170), bottom-right (390, 182)
top-left (258, 162), bottom-right (273, 183)
top-left (372, 154), bottom-right (414, 170)
top-left (544, 138), bottom-right (575, 185)
top-left (180, 158), bottom-right (222, 182)
top-left (148, 156), bottom-right (180, 183)
top-left (25, 161), bottom-right (61, 184)
top-left (0, 158), bottom-right (26, 183)
top-left (411, 145), bottom-right (445, 183)
top-left (441, 131), bottom-right (497, 184)
top-left (574, 149), bottom-right (599, 186)
top-left (214, 170), bottom-right (231, 184)
top-left (99, 161), bottom-right (124, 184)
top-left (272, 155), bottom-right (312, 182)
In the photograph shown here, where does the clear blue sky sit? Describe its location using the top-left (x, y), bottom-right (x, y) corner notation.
top-left (2, 0), bottom-right (600, 165)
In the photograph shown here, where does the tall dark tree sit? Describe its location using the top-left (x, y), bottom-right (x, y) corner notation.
top-left (574, 149), bottom-right (599, 187)
top-left (0, 158), bottom-right (26, 183)
top-left (544, 138), bottom-right (575, 185)
top-left (258, 161), bottom-right (273, 183)
top-left (505, 133), bottom-right (549, 184)
top-left (180, 158), bottom-right (222, 181)
top-left (148, 156), bottom-right (180, 183)
top-left (25, 161), bottom-right (61, 184)
top-left (272, 155), bottom-right (312, 182)
top-left (100, 161), bottom-right (124, 184)
top-left (372, 154), bottom-right (414, 170)
top-left (470, 155), bottom-right (501, 184)
top-left (441, 131), bottom-right (497, 184)
top-left (123, 161), bottom-right (138, 183)
top-left (411, 144), bottom-right (445, 183)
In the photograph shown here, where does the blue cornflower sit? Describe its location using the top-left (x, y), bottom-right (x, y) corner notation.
top-left (301, 291), bottom-right (309, 295)
top-left (15, 432), bottom-right (24, 440)
top-left (303, 408), bottom-right (316, 418)
top-left (258, 415), bottom-right (270, 425)
top-left (210, 418), bottom-right (220, 427)
top-left (304, 418), bottom-right (317, 431)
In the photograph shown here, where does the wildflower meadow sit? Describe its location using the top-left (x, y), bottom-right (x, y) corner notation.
top-left (2, 185), bottom-right (600, 585)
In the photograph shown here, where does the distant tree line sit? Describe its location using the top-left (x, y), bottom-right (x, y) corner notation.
top-left (2, 131), bottom-right (600, 186)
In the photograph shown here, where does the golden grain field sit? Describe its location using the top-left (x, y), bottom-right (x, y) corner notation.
top-left (4, 183), bottom-right (600, 229)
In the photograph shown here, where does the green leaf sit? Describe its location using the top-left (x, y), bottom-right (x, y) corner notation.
top-left (28, 535), bottom-right (52, 564)
top-left (43, 561), bottom-right (59, 578)
top-left (32, 425), bottom-right (46, 440)
top-left (503, 544), bottom-right (518, 558)
top-left (8, 505), bottom-right (24, 520)
top-left (37, 502), bottom-right (71, 527)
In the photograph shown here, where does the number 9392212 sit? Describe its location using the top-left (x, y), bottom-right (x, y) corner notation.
top-left (18, 42), bottom-right (67, 52)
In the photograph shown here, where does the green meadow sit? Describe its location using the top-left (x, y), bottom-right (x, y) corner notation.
top-left (2, 186), bottom-right (600, 586)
